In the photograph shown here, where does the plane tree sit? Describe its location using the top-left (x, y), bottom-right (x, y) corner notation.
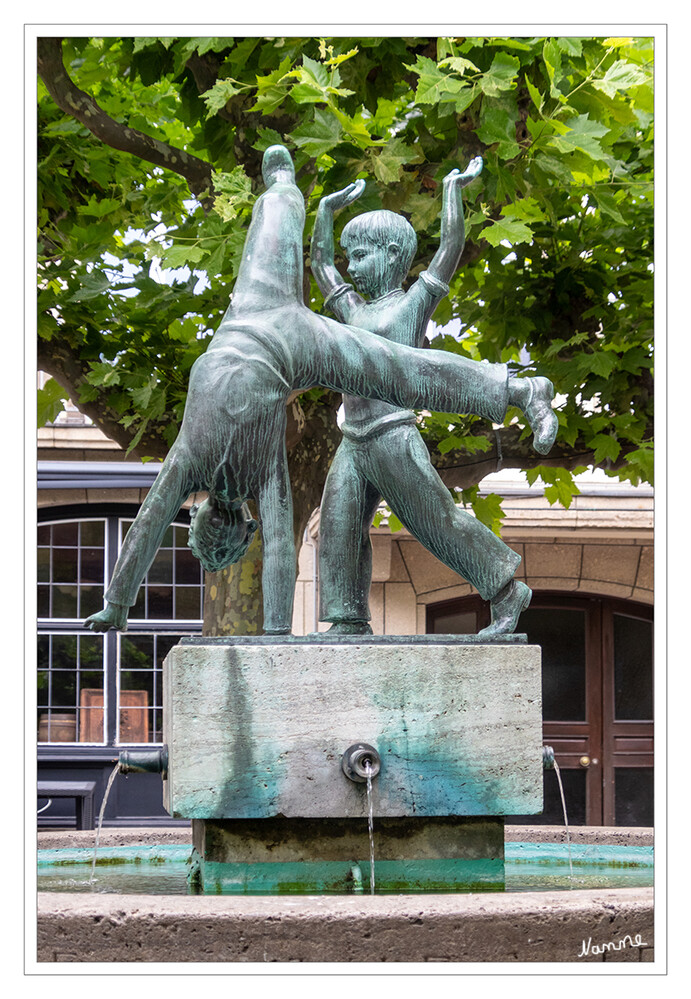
top-left (37, 34), bottom-right (654, 633)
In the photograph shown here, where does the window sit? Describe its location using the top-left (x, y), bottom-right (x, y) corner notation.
top-left (37, 512), bottom-right (203, 746)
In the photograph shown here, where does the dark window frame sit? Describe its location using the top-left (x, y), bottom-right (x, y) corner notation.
top-left (38, 505), bottom-right (203, 752)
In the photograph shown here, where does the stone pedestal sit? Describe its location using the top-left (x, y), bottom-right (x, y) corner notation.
top-left (162, 636), bottom-right (542, 893)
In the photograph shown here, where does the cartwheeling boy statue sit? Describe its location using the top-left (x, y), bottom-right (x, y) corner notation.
top-left (312, 158), bottom-right (555, 636)
top-left (84, 145), bottom-right (557, 637)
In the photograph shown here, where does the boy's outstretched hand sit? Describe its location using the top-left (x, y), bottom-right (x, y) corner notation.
top-left (444, 156), bottom-right (484, 189)
top-left (320, 179), bottom-right (366, 212)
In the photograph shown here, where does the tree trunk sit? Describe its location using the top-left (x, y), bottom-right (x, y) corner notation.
top-left (202, 392), bottom-right (342, 636)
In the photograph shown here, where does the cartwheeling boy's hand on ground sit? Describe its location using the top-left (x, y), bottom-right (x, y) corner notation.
top-left (321, 179), bottom-right (366, 212)
top-left (84, 601), bottom-right (129, 633)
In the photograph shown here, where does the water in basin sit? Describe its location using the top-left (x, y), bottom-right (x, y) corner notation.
top-left (37, 840), bottom-right (653, 896)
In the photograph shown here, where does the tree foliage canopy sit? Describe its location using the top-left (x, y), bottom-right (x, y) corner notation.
top-left (38, 34), bottom-right (654, 539)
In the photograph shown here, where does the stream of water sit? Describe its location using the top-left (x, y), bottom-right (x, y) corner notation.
top-left (90, 763), bottom-right (120, 884)
top-left (552, 760), bottom-right (574, 884)
top-left (365, 761), bottom-right (375, 895)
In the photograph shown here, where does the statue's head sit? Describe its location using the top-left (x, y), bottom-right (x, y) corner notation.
top-left (187, 498), bottom-right (258, 573)
top-left (262, 144), bottom-right (296, 187)
top-left (341, 210), bottom-right (417, 298)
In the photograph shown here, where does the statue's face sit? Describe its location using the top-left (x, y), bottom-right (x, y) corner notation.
top-left (346, 242), bottom-right (399, 298)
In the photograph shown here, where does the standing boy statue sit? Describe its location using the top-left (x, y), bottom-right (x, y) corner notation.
top-left (84, 145), bottom-right (555, 636)
top-left (311, 158), bottom-right (557, 636)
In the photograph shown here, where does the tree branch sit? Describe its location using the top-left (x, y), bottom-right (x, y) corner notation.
top-left (37, 37), bottom-right (215, 207)
top-left (429, 424), bottom-right (647, 491)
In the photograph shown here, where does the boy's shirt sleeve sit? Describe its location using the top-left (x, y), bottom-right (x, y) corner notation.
top-left (403, 270), bottom-right (451, 346)
top-left (323, 282), bottom-right (362, 324)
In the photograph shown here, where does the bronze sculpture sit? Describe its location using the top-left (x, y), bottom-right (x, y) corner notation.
top-left (84, 145), bottom-right (557, 636)
top-left (312, 158), bottom-right (556, 636)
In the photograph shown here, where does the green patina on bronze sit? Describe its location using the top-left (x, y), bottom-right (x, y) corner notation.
top-left (84, 145), bottom-right (557, 637)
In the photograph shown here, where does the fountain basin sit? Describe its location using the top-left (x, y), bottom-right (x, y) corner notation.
top-left (36, 825), bottom-right (654, 964)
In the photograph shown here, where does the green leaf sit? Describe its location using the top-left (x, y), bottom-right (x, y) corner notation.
top-left (479, 52), bottom-right (520, 95)
top-left (67, 269), bottom-right (110, 302)
top-left (483, 216), bottom-right (534, 247)
top-left (159, 243), bottom-right (206, 268)
top-left (291, 108), bottom-right (342, 157)
top-left (37, 378), bottom-right (69, 427)
top-left (407, 56), bottom-right (465, 104)
top-left (76, 195), bottom-right (122, 218)
top-left (525, 74), bottom-right (544, 113)
top-left (471, 493), bottom-right (506, 536)
top-left (542, 39), bottom-right (564, 98)
top-left (388, 511), bottom-right (403, 533)
top-left (549, 114), bottom-right (610, 160)
top-left (371, 137), bottom-right (417, 184)
top-left (203, 79), bottom-right (242, 118)
top-left (593, 60), bottom-right (650, 99)
top-left (476, 106), bottom-right (520, 159)
top-left (589, 433), bottom-right (622, 464)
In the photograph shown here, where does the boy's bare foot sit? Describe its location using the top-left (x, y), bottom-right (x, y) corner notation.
top-left (478, 580), bottom-right (532, 638)
top-left (261, 145), bottom-right (295, 187)
top-left (84, 602), bottom-right (129, 633)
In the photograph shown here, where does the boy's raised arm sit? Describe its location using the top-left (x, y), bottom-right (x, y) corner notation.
top-left (427, 156), bottom-right (483, 288)
top-left (311, 180), bottom-right (365, 298)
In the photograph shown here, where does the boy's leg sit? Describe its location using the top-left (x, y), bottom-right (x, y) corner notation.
top-left (365, 426), bottom-right (520, 601)
top-left (290, 310), bottom-right (555, 452)
top-left (296, 311), bottom-right (509, 424)
top-left (318, 440), bottom-right (381, 630)
top-left (254, 446), bottom-right (297, 634)
top-left (85, 449), bottom-right (197, 630)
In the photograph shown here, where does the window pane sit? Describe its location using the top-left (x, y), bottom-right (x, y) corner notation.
top-left (80, 521), bottom-right (104, 546)
top-left (130, 587), bottom-right (146, 619)
top-left (522, 608), bottom-right (587, 722)
top-left (121, 635), bottom-right (154, 668)
top-left (148, 548), bottom-right (173, 584)
top-left (79, 634), bottom-right (104, 668)
top-left (51, 522), bottom-right (78, 546)
top-left (79, 585), bottom-right (104, 618)
top-left (38, 710), bottom-right (77, 743)
top-left (176, 546), bottom-right (201, 585)
top-left (155, 634), bottom-right (180, 667)
top-left (80, 547), bottom-right (105, 584)
top-left (52, 585), bottom-right (78, 618)
top-left (51, 634), bottom-right (79, 668)
top-left (51, 670), bottom-right (76, 707)
top-left (52, 547), bottom-right (78, 583)
top-left (147, 586), bottom-right (173, 618)
top-left (38, 547), bottom-right (50, 582)
top-left (175, 586), bottom-right (201, 620)
top-left (37, 585), bottom-right (50, 618)
top-left (615, 767), bottom-right (653, 826)
top-left (614, 614), bottom-right (653, 721)
top-left (37, 524), bottom-right (50, 545)
top-left (37, 671), bottom-right (49, 708)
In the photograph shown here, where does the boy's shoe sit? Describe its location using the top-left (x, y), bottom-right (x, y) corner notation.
top-left (326, 621), bottom-right (374, 635)
top-left (524, 377), bottom-right (558, 455)
top-left (478, 580), bottom-right (532, 638)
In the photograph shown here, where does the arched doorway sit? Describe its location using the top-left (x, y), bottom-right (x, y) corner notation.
top-left (427, 593), bottom-right (653, 826)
